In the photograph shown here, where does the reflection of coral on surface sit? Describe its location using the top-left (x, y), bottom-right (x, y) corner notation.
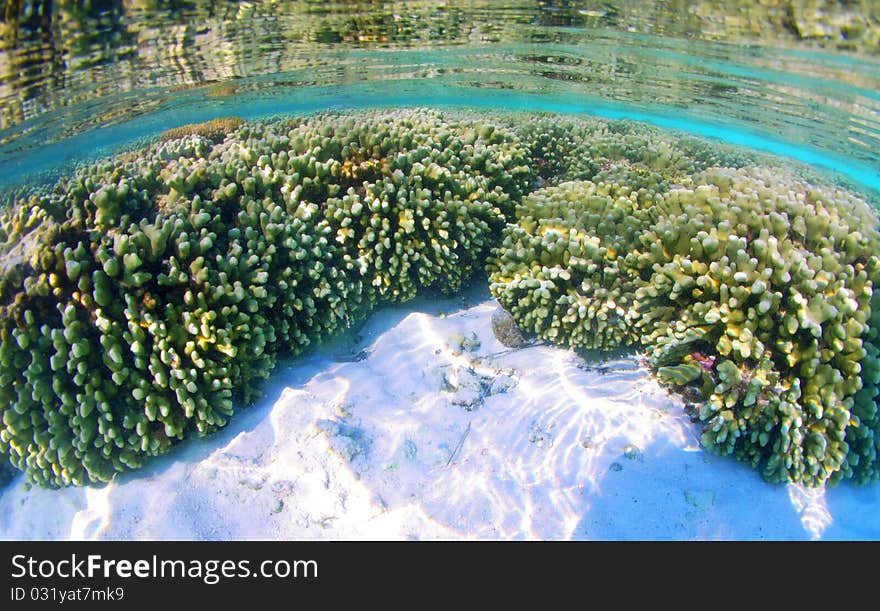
top-left (158, 117), bottom-right (245, 142)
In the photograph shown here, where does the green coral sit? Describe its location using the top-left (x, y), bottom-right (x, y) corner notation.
top-left (2, 108), bottom-right (879, 489)
top-left (486, 179), bottom-right (650, 350)
top-left (634, 167), bottom-right (880, 485)
top-left (489, 144), bottom-right (880, 485)
top-left (512, 114), bottom-right (755, 188)
top-left (0, 108), bottom-right (531, 487)
top-left (657, 363), bottom-right (703, 386)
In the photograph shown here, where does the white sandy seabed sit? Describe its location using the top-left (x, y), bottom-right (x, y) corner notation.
top-left (1, 285), bottom-right (879, 541)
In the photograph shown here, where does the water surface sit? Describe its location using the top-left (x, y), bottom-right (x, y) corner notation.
top-left (1, 1), bottom-right (878, 192)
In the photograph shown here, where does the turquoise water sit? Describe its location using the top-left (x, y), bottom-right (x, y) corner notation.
top-left (1, 4), bottom-right (879, 195)
top-left (3, 82), bottom-right (879, 193)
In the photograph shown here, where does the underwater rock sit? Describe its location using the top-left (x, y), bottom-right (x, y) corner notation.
top-left (490, 306), bottom-right (527, 348)
top-left (449, 382), bottom-right (484, 411)
top-left (489, 374), bottom-right (516, 395)
top-left (317, 419), bottom-right (372, 464)
top-left (461, 333), bottom-right (481, 353)
top-left (443, 367), bottom-right (494, 411)
top-left (448, 332), bottom-right (481, 355)
top-left (623, 444), bottom-right (642, 461)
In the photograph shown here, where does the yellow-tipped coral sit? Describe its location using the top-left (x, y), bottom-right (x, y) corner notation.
top-left (2, 109), bottom-right (879, 488)
top-left (0, 108), bottom-right (531, 487)
top-left (488, 117), bottom-right (880, 486)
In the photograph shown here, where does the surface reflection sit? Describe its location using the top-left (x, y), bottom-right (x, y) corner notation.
top-left (0, 1), bottom-right (878, 176)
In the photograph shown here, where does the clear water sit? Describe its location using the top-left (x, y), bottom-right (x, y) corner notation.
top-left (3, 1), bottom-right (880, 501)
top-left (1, 1), bottom-right (878, 192)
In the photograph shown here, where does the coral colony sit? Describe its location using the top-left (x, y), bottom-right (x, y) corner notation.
top-left (1, 109), bottom-right (877, 488)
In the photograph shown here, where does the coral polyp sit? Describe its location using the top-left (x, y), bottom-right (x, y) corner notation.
top-left (1, 108), bottom-right (879, 488)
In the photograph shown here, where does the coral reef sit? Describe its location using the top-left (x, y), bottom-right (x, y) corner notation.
top-left (0, 108), bottom-right (530, 486)
top-left (488, 132), bottom-right (880, 485)
top-left (486, 179), bottom-right (650, 351)
top-left (512, 114), bottom-right (756, 188)
top-left (2, 108), bottom-right (879, 488)
top-left (632, 167), bottom-right (880, 485)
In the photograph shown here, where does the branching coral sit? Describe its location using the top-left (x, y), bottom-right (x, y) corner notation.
top-left (0, 108), bottom-right (531, 486)
top-left (2, 109), bottom-right (879, 488)
top-left (486, 179), bottom-right (651, 350)
top-left (488, 132), bottom-right (880, 485)
top-left (511, 114), bottom-right (755, 188)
